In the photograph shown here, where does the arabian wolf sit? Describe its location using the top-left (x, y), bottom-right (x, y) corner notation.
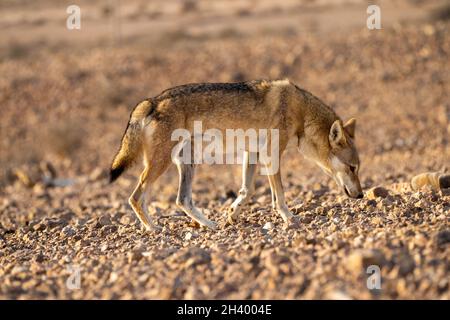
top-left (110, 79), bottom-right (363, 231)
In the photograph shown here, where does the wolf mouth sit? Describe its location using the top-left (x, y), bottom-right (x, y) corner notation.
top-left (344, 186), bottom-right (351, 197)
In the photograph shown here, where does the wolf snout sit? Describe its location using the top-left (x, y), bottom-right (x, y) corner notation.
top-left (349, 191), bottom-right (363, 199)
top-left (344, 186), bottom-right (363, 199)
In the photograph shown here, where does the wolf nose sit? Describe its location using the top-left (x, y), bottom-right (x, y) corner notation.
top-left (356, 193), bottom-right (364, 199)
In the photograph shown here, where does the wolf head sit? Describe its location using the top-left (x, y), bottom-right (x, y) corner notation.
top-left (300, 118), bottom-right (363, 198)
top-left (327, 118), bottom-right (363, 198)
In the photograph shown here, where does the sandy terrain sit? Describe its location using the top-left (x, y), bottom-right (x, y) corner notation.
top-left (0, 0), bottom-right (449, 299)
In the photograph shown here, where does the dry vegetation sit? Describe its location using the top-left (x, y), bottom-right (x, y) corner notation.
top-left (0, 0), bottom-right (449, 299)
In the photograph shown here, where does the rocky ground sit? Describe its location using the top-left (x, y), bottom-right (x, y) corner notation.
top-left (0, 0), bottom-right (449, 299)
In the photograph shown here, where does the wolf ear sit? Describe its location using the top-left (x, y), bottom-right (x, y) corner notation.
top-left (343, 118), bottom-right (356, 138)
top-left (329, 120), bottom-right (346, 146)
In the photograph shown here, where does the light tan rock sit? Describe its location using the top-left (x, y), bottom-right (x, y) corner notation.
top-left (411, 172), bottom-right (450, 191)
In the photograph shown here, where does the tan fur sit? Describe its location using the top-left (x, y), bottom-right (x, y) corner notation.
top-left (110, 79), bottom-right (363, 231)
top-left (110, 100), bottom-right (153, 182)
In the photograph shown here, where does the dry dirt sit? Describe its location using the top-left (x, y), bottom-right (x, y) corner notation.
top-left (0, 0), bottom-right (449, 299)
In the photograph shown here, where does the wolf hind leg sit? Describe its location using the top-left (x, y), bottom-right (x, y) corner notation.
top-left (228, 151), bottom-right (257, 224)
top-left (129, 166), bottom-right (161, 232)
top-left (174, 140), bottom-right (217, 230)
top-left (128, 129), bottom-right (174, 232)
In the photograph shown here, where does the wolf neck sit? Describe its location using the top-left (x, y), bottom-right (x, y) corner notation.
top-left (294, 86), bottom-right (339, 136)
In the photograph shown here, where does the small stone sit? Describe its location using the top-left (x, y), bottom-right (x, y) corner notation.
top-left (185, 231), bottom-right (198, 240)
top-left (75, 239), bottom-right (89, 248)
top-left (396, 279), bottom-right (408, 297)
top-left (346, 249), bottom-right (385, 275)
top-left (89, 167), bottom-right (105, 181)
top-left (14, 168), bottom-right (35, 187)
top-left (325, 290), bottom-right (352, 300)
top-left (49, 178), bottom-right (76, 188)
top-left (33, 223), bottom-right (46, 232)
top-left (98, 215), bottom-right (112, 226)
top-left (176, 248), bottom-right (211, 268)
top-left (43, 217), bottom-right (67, 229)
top-left (22, 279), bottom-right (40, 291)
top-left (35, 283), bottom-right (52, 295)
top-left (100, 225), bottom-right (117, 235)
top-left (366, 187), bottom-right (389, 199)
top-left (438, 175), bottom-right (450, 189)
top-left (263, 250), bottom-right (290, 276)
top-left (112, 212), bottom-right (125, 222)
top-left (152, 201), bottom-right (170, 210)
top-left (33, 253), bottom-right (45, 263)
top-left (393, 251), bottom-right (416, 276)
top-left (435, 230), bottom-right (450, 247)
top-left (305, 235), bottom-right (316, 245)
top-left (256, 195), bottom-right (268, 204)
top-left (74, 218), bottom-right (87, 227)
top-left (108, 272), bottom-right (119, 283)
top-left (61, 226), bottom-right (75, 237)
top-left (262, 222), bottom-right (274, 231)
top-left (128, 250), bottom-right (143, 263)
top-left (184, 285), bottom-right (204, 300)
top-left (423, 24), bottom-right (435, 36)
top-left (302, 215), bottom-right (313, 224)
top-left (120, 214), bottom-right (136, 225)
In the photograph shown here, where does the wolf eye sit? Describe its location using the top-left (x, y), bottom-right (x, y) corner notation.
top-left (349, 165), bottom-right (357, 174)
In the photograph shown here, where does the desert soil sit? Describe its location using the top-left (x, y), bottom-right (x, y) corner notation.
top-left (0, 0), bottom-right (449, 299)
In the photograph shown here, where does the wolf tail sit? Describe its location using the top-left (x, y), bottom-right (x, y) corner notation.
top-left (109, 100), bottom-right (153, 183)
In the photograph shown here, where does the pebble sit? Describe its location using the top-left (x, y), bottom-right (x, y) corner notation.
top-left (366, 187), bottom-right (389, 199)
top-left (98, 215), bottom-right (112, 226)
top-left (120, 214), bottom-right (136, 225)
top-left (439, 175), bottom-right (450, 189)
top-left (61, 226), bottom-right (76, 237)
top-left (33, 223), bottom-right (46, 232)
top-left (127, 250), bottom-right (143, 263)
top-left (435, 230), bottom-right (450, 247)
top-left (262, 222), bottom-right (274, 231)
top-left (346, 249), bottom-right (385, 275)
top-left (185, 231), bottom-right (198, 241)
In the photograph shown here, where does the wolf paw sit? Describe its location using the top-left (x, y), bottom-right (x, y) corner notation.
top-left (284, 216), bottom-right (300, 230)
top-left (226, 214), bottom-right (238, 225)
top-left (202, 219), bottom-right (218, 230)
top-left (142, 223), bottom-right (162, 233)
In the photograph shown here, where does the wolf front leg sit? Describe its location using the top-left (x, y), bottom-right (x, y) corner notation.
top-left (228, 151), bottom-right (257, 224)
top-left (267, 175), bottom-right (277, 211)
top-left (265, 169), bottom-right (300, 228)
